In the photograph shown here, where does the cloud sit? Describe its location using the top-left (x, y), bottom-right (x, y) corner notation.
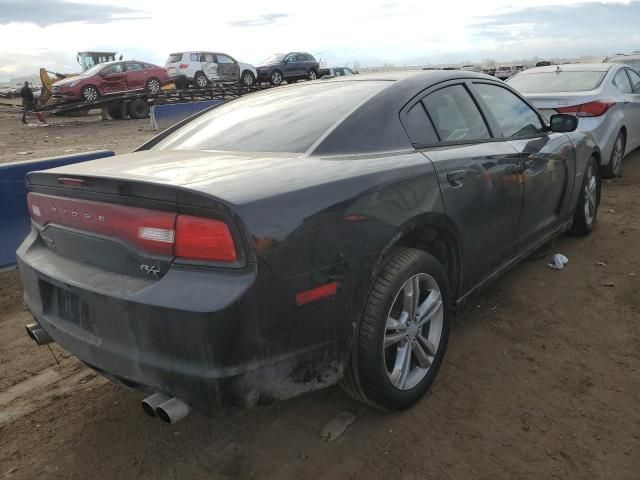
top-left (228, 13), bottom-right (288, 27)
top-left (472, 1), bottom-right (640, 41)
top-left (0, 0), bottom-right (149, 27)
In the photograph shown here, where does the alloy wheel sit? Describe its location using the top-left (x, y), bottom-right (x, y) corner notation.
top-left (611, 134), bottom-right (624, 175)
top-left (196, 75), bottom-right (207, 88)
top-left (271, 72), bottom-right (282, 85)
top-left (83, 87), bottom-right (98, 102)
top-left (383, 273), bottom-right (443, 391)
top-left (148, 79), bottom-right (160, 93)
top-left (584, 164), bottom-right (597, 225)
top-left (243, 73), bottom-right (254, 86)
top-left (309, 70), bottom-right (317, 80)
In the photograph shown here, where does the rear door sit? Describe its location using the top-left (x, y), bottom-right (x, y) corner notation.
top-left (471, 81), bottom-right (575, 251)
top-left (99, 63), bottom-right (127, 93)
top-left (215, 54), bottom-right (240, 82)
top-left (405, 82), bottom-right (525, 292)
top-left (124, 62), bottom-right (146, 90)
top-left (623, 68), bottom-right (640, 151)
top-left (201, 52), bottom-right (219, 81)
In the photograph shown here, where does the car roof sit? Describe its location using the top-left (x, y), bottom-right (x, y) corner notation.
top-left (518, 63), bottom-right (615, 74)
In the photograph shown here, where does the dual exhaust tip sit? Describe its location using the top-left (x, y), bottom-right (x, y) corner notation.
top-left (142, 392), bottom-right (191, 424)
top-left (26, 323), bottom-right (54, 346)
top-left (26, 323), bottom-right (191, 424)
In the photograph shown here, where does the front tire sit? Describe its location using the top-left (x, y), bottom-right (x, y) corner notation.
top-left (571, 156), bottom-right (600, 235)
top-left (308, 69), bottom-right (317, 81)
top-left (241, 70), bottom-right (255, 87)
top-left (602, 130), bottom-right (625, 178)
top-left (80, 85), bottom-right (99, 102)
top-left (342, 247), bottom-right (451, 410)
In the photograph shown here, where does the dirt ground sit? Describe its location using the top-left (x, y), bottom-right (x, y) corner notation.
top-left (0, 101), bottom-right (153, 164)
top-left (0, 104), bottom-right (639, 479)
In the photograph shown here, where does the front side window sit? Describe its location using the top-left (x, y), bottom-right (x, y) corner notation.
top-left (153, 81), bottom-right (387, 153)
top-left (103, 63), bottom-right (123, 74)
top-left (474, 83), bottom-right (544, 138)
top-left (285, 54), bottom-right (298, 63)
top-left (613, 69), bottom-right (632, 93)
top-left (422, 85), bottom-right (490, 142)
top-left (627, 69), bottom-right (640, 93)
top-left (217, 54), bottom-right (234, 64)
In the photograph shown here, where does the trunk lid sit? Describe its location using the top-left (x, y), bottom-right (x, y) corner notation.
top-left (525, 92), bottom-right (603, 119)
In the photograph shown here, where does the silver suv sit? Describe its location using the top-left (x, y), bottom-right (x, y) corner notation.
top-left (165, 51), bottom-right (258, 88)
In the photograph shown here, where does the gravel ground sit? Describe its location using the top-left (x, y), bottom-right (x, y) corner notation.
top-left (0, 104), bottom-right (639, 479)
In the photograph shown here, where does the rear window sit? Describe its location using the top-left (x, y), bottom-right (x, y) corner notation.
top-left (153, 81), bottom-right (388, 154)
top-left (608, 58), bottom-right (640, 71)
top-left (507, 71), bottom-right (608, 93)
top-left (167, 53), bottom-right (183, 63)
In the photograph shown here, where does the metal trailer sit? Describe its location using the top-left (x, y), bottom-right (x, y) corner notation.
top-left (35, 83), bottom-right (277, 120)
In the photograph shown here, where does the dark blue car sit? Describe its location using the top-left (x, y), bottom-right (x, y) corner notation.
top-left (256, 52), bottom-right (320, 85)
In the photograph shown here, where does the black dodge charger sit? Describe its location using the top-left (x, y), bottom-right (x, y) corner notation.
top-left (18, 71), bottom-right (601, 422)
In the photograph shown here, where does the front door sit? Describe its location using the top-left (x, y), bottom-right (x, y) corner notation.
top-left (408, 82), bottom-right (524, 293)
top-left (99, 63), bottom-right (127, 93)
top-left (215, 54), bottom-right (240, 82)
top-left (283, 53), bottom-right (300, 78)
top-left (470, 81), bottom-right (574, 251)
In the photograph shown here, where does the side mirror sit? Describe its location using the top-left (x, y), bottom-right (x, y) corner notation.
top-left (549, 113), bottom-right (578, 133)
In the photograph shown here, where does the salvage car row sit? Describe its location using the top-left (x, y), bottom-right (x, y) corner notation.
top-left (50, 50), bottom-right (323, 102)
top-left (21, 66), bottom-right (632, 422)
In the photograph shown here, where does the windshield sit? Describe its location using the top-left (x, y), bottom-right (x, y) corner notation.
top-left (153, 81), bottom-right (388, 154)
top-left (507, 71), bottom-right (608, 93)
top-left (81, 63), bottom-right (108, 77)
top-left (261, 53), bottom-right (286, 64)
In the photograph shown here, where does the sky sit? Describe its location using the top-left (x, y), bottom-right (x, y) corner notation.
top-left (0, 0), bottom-right (639, 81)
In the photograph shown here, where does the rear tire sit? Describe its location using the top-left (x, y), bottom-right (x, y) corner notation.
top-left (194, 72), bottom-right (208, 89)
top-left (145, 77), bottom-right (161, 94)
top-left (127, 99), bottom-right (150, 119)
top-left (342, 247), bottom-right (451, 410)
top-left (571, 156), bottom-right (600, 236)
top-left (308, 69), bottom-right (317, 81)
top-left (602, 130), bottom-right (625, 178)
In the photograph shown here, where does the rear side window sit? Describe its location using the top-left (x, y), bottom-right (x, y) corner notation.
top-left (613, 69), bottom-right (632, 93)
top-left (423, 85), bottom-right (490, 142)
top-left (125, 62), bottom-right (143, 71)
top-left (402, 102), bottom-right (438, 146)
top-left (627, 69), bottom-right (640, 93)
top-left (474, 83), bottom-right (544, 138)
top-left (153, 81), bottom-right (387, 153)
top-left (507, 71), bottom-right (607, 93)
top-left (203, 53), bottom-right (215, 63)
top-left (168, 53), bottom-right (183, 63)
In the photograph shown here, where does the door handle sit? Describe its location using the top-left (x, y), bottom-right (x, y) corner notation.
top-left (447, 169), bottom-right (466, 187)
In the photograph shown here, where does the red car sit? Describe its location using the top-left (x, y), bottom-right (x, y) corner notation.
top-left (52, 60), bottom-right (170, 102)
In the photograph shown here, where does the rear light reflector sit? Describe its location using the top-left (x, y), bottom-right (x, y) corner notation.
top-left (556, 101), bottom-right (616, 117)
top-left (296, 282), bottom-right (338, 305)
top-left (27, 193), bottom-right (238, 263)
top-left (175, 215), bottom-right (237, 262)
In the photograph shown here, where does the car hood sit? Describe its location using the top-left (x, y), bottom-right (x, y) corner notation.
top-left (52, 76), bottom-right (83, 87)
top-left (256, 63), bottom-right (279, 69)
top-left (38, 149), bottom-right (424, 205)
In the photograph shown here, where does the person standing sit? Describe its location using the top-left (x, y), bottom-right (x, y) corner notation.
top-left (20, 81), bottom-right (35, 124)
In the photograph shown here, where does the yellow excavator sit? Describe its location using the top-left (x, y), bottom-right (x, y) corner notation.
top-left (39, 51), bottom-right (120, 107)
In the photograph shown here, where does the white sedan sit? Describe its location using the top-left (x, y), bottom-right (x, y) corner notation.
top-left (507, 63), bottom-right (640, 177)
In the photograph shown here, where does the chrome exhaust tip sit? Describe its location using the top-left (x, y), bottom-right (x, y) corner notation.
top-left (141, 392), bottom-right (171, 417)
top-left (25, 323), bottom-right (54, 346)
top-left (155, 397), bottom-right (191, 424)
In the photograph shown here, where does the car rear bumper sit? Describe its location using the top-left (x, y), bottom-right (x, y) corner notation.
top-left (17, 228), bottom-right (360, 412)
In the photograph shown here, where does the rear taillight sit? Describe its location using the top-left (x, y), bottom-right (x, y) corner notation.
top-left (178, 63), bottom-right (189, 69)
top-left (27, 193), bottom-right (237, 263)
top-left (556, 101), bottom-right (616, 117)
top-left (175, 215), bottom-right (237, 262)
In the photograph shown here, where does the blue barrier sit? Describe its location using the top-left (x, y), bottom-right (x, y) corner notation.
top-left (150, 99), bottom-right (223, 130)
top-left (0, 150), bottom-right (114, 268)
